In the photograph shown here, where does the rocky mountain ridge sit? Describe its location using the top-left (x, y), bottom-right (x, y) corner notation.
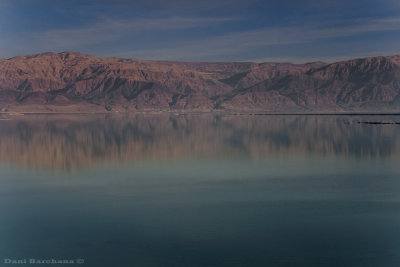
top-left (1, 52), bottom-right (400, 112)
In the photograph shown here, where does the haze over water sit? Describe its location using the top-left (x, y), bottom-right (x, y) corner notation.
top-left (0, 114), bottom-right (400, 267)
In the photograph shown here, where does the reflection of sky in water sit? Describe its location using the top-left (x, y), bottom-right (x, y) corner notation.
top-left (0, 115), bottom-right (400, 266)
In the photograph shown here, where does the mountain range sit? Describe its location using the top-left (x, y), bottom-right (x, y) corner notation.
top-left (1, 52), bottom-right (400, 113)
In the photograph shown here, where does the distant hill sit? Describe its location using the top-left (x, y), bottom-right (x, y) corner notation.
top-left (1, 52), bottom-right (400, 112)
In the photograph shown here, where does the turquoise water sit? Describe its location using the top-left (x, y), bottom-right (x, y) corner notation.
top-left (0, 115), bottom-right (400, 266)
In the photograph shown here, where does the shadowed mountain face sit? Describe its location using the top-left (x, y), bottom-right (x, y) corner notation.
top-left (1, 52), bottom-right (400, 112)
top-left (1, 114), bottom-right (400, 171)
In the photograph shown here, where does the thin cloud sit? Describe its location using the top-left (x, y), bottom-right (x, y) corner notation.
top-left (19, 16), bottom-right (241, 51)
top-left (217, 17), bottom-right (400, 48)
top-left (3, 14), bottom-right (400, 62)
top-left (113, 16), bottom-right (400, 61)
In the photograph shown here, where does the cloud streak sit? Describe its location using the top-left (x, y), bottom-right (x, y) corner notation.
top-left (2, 13), bottom-right (400, 62)
top-left (20, 16), bottom-right (240, 51)
top-left (111, 16), bottom-right (400, 61)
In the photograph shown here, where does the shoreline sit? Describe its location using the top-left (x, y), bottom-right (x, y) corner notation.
top-left (2, 111), bottom-right (400, 116)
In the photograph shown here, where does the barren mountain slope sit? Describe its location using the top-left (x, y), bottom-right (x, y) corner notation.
top-left (1, 52), bottom-right (399, 112)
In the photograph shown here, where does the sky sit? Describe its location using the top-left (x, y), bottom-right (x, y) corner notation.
top-left (0, 0), bottom-right (400, 63)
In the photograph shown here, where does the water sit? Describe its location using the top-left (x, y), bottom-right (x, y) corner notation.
top-left (0, 114), bottom-right (400, 267)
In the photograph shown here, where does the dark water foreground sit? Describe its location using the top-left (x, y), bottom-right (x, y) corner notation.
top-left (0, 114), bottom-right (400, 267)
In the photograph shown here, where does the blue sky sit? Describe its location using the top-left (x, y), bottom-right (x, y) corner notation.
top-left (0, 0), bottom-right (400, 63)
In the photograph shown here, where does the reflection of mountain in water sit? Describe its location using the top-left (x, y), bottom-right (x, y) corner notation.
top-left (1, 114), bottom-right (400, 171)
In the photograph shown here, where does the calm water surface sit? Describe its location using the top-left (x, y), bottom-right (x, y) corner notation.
top-left (0, 114), bottom-right (400, 267)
